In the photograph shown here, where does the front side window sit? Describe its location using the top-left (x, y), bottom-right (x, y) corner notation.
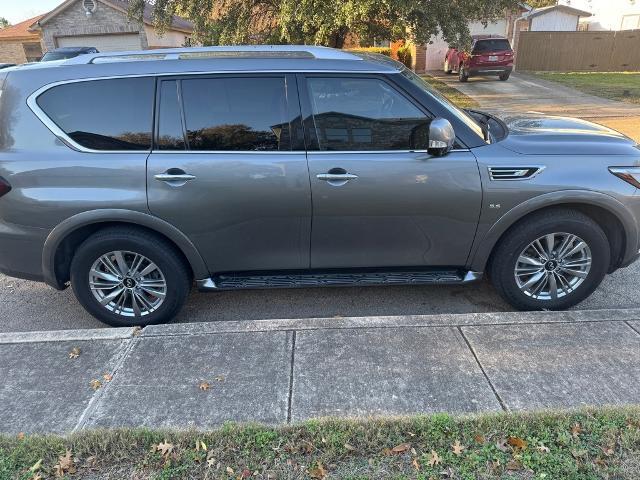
top-left (37, 77), bottom-right (154, 150)
top-left (180, 76), bottom-right (292, 151)
top-left (306, 77), bottom-right (431, 151)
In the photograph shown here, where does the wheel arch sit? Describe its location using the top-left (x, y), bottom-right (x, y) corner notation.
top-left (469, 191), bottom-right (637, 274)
top-left (42, 209), bottom-right (210, 290)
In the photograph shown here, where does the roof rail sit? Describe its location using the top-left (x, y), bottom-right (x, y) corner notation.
top-left (63, 45), bottom-right (363, 65)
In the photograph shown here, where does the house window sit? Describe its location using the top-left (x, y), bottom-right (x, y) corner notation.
top-left (621, 14), bottom-right (640, 30)
top-left (82, 0), bottom-right (97, 14)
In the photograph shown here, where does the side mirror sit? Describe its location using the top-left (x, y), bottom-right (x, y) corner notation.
top-left (428, 118), bottom-right (455, 156)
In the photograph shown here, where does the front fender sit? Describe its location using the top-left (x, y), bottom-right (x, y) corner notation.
top-left (468, 190), bottom-right (639, 272)
top-left (42, 209), bottom-right (210, 289)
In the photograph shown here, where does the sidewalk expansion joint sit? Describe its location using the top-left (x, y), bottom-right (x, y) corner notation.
top-left (457, 327), bottom-right (507, 412)
top-left (71, 336), bottom-right (138, 433)
top-left (625, 321), bottom-right (640, 336)
top-left (287, 330), bottom-right (297, 424)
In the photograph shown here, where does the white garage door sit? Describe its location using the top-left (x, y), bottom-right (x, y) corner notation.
top-left (57, 34), bottom-right (141, 52)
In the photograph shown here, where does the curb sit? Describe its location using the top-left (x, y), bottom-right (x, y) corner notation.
top-left (2, 308), bottom-right (639, 344)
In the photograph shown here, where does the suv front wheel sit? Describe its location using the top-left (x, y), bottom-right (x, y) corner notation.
top-left (70, 227), bottom-right (192, 327)
top-left (489, 209), bottom-right (610, 311)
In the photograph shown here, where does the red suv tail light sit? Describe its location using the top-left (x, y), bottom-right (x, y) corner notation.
top-left (0, 176), bottom-right (11, 198)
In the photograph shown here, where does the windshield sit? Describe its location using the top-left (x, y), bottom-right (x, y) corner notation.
top-left (41, 51), bottom-right (81, 62)
top-left (400, 68), bottom-right (486, 142)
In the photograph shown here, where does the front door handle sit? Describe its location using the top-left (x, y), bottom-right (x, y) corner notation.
top-left (317, 168), bottom-right (358, 186)
top-left (316, 173), bottom-right (359, 182)
top-left (154, 169), bottom-right (196, 187)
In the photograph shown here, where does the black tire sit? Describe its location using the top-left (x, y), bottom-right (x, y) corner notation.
top-left (488, 209), bottom-right (610, 311)
top-left (458, 66), bottom-right (469, 82)
top-left (499, 73), bottom-right (510, 81)
top-left (70, 227), bottom-right (192, 327)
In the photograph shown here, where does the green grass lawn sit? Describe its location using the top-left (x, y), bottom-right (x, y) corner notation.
top-left (420, 75), bottom-right (480, 109)
top-left (530, 72), bottom-right (640, 105)
top-left (2, 407), bottom-right (640, 479)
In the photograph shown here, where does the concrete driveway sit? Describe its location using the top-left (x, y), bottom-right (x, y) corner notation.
top-left (429, 71), bottom-right (640, 118)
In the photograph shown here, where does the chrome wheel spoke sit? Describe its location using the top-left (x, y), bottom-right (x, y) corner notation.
top-left (514, 232), bottom-right (591, 301)
top-left (89, 251), bottom-right (166, 318)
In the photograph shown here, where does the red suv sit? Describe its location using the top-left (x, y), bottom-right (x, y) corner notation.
top-left (444, 35), bottom-right (514, 82)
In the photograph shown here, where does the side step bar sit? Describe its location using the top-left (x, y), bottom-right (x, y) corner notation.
top-left (197, 270), bottom-right (483, 291)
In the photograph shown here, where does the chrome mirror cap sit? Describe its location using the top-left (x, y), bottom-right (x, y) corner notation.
top-left (428, 118), bottom-right (455, 156)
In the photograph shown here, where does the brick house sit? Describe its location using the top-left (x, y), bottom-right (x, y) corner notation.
top-left (0, 15), bottom-right (45, 64)
top-left (32, 0), bottom-right (193, 52)
top-left (0, 0), bottom-right (193, 64)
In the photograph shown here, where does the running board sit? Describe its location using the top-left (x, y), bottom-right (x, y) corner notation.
top-left (197, 270), bottom-right (482, 291)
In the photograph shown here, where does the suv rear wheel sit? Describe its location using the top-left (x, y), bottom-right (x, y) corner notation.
top-left (499, 72), bottom-right (510, 81)
top-left (489, 209), bottom-right (609, 311)
top-left (70, 228), bottom-right (191, 327)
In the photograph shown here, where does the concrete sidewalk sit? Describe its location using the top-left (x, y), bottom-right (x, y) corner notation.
top-left (2, 309), bottom-right (640, 435)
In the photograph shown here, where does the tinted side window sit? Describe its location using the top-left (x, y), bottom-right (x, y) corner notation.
top-left (157, 80), bottom-right (186, 150)
top-left (307, 77), bottom-right (431, 151)
top-left (37, 77), bottom-right (154, 151)
top-left (181, 77), bottom-right (291, 151)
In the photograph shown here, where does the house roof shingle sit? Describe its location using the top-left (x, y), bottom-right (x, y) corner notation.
top-left (0, 14), bottom-right (44, 40)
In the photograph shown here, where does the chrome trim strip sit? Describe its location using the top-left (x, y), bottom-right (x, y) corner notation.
top-left (487, 165), bottom-right (546, 181)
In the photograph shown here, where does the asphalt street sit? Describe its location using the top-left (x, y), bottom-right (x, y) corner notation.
top-left (2, 259), bottom-right (639, 332)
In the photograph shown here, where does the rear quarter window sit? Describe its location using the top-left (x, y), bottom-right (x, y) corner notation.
top-left (36, 77), bottom-right (155, 151)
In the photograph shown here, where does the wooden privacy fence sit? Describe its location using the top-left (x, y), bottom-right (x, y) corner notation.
top-left (516, 30), bottom-right (640, 71)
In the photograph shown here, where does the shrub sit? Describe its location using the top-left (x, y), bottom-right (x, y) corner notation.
top-left (348, 47), bottom-right (392, 57)
top-left (397, 45), bottom-right (412, 69)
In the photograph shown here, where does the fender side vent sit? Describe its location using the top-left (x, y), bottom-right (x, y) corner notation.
top-left (488, 166), bottom-right (545, 181)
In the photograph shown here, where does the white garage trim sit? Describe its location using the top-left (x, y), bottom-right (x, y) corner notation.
top-left (56, 33), bottom-right (142, 52)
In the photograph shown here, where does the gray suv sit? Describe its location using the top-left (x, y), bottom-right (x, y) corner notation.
top-left (1, 46), bottom-right (639, 327)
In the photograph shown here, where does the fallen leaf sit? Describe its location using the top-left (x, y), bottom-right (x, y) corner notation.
top-left (571, 423), bottom-right (582, 437)
top-left (428, 450), bottom-right (441, 467)
top-left (206, 453), bottom-right (216, 467)
top-left (54, 450), bottom-right (76, 477)
top-left (17, 432), bottom-right (25, 441)
top-left (102, 373), bottom-right (113, 382)
top-left (344, 443), bottom-right (356, 451)
top-left (84, 455), bottom-right (98, 469)
top-left (226, 466), bottom-right (234, 474)
top-left (199, 381), bottom-right (211, 391)
top-left (90, 379), bottom-right (101, 390)
top-left (412, 457), bottom-right (420, 470)
top-left (132, 326), bottom-right (142, 336)
top-left (215, 375), bottom-right (225, 382)
top-left (309, 462), bottom-right (327, 479)
top-left (28, 459), bottom-right (42, 472)
top-left (240, 468), bottom-right (252, 478)
top-left (537, 444), bottom-right (550, 453)
top-left (506, 459), bottom-right (522, 471)
top-left (68, 347), bottom-right (81, 359)
top-left (30, 474), bottom-right (43, 480)
top-left (601, 446), bottom-right (614, 457)
top-left (496, 438), bottom-right (510, 452)
top-left (594, 457), bottom-right (607, 467)
top-left (391, 443), bottom-right (411, 453)
top-left (474, 434), bottom-right (486, 444)
top-left (195, 440), bottom-right (208, 451)
top-left (507, 436), bottom-right (528, 450)
top-left (451, 440), bottom-right (466, 456)
top-left (155, 440), bottom-right (174, 456)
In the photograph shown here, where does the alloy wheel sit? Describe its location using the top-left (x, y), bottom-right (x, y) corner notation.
top-left (89, 250), bottom-right (167, 317)
top-left (514, 232), bottom-right (592, 301)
